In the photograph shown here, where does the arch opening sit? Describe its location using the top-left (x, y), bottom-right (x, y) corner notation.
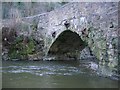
top-left (48, 30), bottom-right (87, 60)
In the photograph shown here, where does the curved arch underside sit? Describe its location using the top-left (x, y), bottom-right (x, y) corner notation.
top-left (48, 30), bottom-right (87, 60)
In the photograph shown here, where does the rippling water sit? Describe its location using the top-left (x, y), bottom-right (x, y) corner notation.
top-left (1, 60), bottom-right (118, 88)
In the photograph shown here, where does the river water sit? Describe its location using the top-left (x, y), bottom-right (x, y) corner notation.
top-left (1, 60), bottom-right (118, 88)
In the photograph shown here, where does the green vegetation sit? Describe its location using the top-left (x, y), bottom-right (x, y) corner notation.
top-left (8, 36), bottom-right (35, 60)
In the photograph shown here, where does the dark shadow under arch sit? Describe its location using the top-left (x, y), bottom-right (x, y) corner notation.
top-left (48, 30), bottom-right (87, 60)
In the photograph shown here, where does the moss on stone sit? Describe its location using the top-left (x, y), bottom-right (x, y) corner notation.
top-left (111, 37), bottom-right (118, 49)
top-left (46, 37), bottom-right (52, 45)
top-left (8, 36), bottom-right (35, 60)
top-left (96, 39), bottom-right (106, 50)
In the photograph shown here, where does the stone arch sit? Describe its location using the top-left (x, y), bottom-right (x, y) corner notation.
top-left (44, 2), bottom-right (118, 73)
top-left (47, 30), bottom-right (87, 60)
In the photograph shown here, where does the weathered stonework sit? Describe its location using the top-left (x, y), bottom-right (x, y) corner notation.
top-left (36, 2), bottom-right (118, 68)
top-left (2, 2), bottom-right (119, 77)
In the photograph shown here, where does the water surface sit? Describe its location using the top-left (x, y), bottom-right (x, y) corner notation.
top-left (1, 60), bottom-right (118, 88)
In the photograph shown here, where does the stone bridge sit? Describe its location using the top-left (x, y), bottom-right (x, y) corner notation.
top-left (2, 2), bottom-right (119, 76)
top-left (36, 2), bottom-right (118, 68)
